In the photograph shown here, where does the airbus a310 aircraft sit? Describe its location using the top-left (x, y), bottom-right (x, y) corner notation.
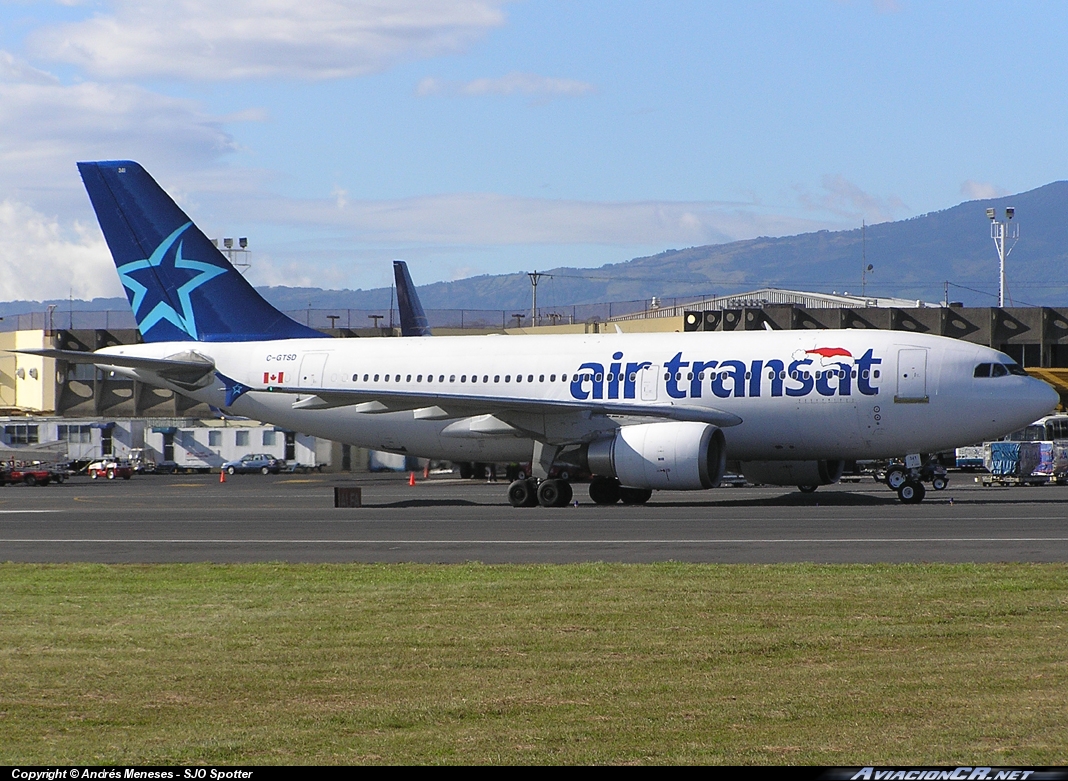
top-left (23, 161), bottom-right (1058, 505)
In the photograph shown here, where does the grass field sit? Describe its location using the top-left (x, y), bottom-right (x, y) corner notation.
top-left (1, 562), bottom-right (1066, 765)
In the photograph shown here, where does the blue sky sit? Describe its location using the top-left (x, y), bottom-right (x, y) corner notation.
top-left (1, 0), bottom-right (1067, 301)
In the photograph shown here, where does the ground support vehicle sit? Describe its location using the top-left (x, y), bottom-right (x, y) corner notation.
top-left (87, 460), bottom-right (134, 480)
top-left (282, 462), bottom-right (323, 474)
top-left (3, 466), bottom-right (55, 486)
top-left (979, 440), bottom-right (1068, 487)
top-left (877, 458), bottom-right (948, 503)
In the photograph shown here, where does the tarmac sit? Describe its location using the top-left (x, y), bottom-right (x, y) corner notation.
top-left (0, 470), bottom-right (1066, 564)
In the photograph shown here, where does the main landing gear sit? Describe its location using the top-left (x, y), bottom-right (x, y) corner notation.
top-left (507, 476), bottom-right (652, 508)
top-left (507, 477), bottom-right (573, 508)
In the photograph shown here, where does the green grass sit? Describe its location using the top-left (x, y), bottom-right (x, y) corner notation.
top-left (1, 563), bottom-right (1066, 764)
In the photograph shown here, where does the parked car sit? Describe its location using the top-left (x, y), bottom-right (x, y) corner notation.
top-left (87, 459), bottom-right (134, 480)
top-left (222, 454), bottom-right (284, 475)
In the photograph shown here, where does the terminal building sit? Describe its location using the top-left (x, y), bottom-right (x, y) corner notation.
top-left (2, 288), bottom-right (1066, 466)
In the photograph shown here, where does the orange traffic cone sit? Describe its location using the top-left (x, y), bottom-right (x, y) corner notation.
top-left (219, 470), bottom-right (226, 483)
top-left (423, 463), bottom-right (430, 479)
top-left (409, 471), bottom-right (416, 487)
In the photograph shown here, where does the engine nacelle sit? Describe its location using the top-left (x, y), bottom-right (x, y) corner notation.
top-left (584, 422), bottom-right (726, 490)
top-left (738, 459), bottom-right (845, 487)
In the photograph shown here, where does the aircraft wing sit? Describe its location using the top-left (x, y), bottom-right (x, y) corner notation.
top-left (13, 348), bottom-right (216, 386)
top-left (279, 386), bottom-right (742, 444)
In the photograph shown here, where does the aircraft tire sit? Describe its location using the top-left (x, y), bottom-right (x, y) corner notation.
top-left (619, 487), bottom-right (653, 505)
top-left (537, 479), bottom-right (567, 508)
top-left (897, 480), bottom-right (926, 504)
top-left (798, 485), bottom-right (818, 493)
top-left (886, 466), bottom-right (909, 490)
top-left (589, 478), bottom-right (620, 505)
top-left (507, 479), bottom-right (538, 508)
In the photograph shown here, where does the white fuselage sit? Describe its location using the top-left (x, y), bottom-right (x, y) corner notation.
top-left (98, 329), bottom-right (1059, 463)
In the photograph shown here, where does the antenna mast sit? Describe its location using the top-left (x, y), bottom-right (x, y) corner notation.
top-left (986, 207), bottom-right (1019, 307)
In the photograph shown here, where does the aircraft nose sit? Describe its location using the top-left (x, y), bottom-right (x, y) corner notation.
top-left (1027, 377), bottom-right (1060, 420)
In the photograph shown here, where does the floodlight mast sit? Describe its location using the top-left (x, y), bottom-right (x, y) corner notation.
top-left (988, 207), bottom-right (1019, 307)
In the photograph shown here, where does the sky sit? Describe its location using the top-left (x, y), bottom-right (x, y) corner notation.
top-left (1, 0), bottom-right (1067, 302)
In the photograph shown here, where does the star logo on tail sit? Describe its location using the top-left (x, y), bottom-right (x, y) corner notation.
top-left (116, 222), bottom-right (226, 339)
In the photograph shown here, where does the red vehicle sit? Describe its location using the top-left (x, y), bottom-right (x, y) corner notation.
top-left (2, 466), bottom-right (55, 486)
top-left (87, 459), bottom-right (134, 480)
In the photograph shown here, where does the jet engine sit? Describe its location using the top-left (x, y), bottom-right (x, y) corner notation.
top-left (583, 421), bottom-right (726, 490)
top-left (738, 459), bottom-right (845, 487)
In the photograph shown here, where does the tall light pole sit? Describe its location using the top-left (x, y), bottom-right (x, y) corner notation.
top-left (987, 207), bottom-right (1019, 307)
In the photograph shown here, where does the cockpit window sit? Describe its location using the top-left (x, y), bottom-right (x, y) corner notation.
top-left (975, 362), bottom-right (1026, 378)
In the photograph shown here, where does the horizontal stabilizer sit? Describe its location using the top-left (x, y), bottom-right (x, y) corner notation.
top-left (13, 348), bottom-right (215, 386)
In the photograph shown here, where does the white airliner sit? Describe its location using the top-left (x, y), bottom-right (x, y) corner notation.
top-left (21, 161), bottom-right (1059, 505)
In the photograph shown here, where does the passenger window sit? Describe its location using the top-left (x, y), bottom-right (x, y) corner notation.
top-left (483, 375), bottom-right (489, 383)
top-left (374, 374), bottom-right (380, 382)
top-left (438, 375), bottom-right (444, 382)
top-left (351, 374), bottom-right (358, 381)
top-left (528, 375), bottom-right (534, 382)
top-left (461, 375), bottom-right (467, 382)
top-left (449, 375), bottom-right (455, 382)
top-left (550, 374), bottom-right (556, 382)
top-left (417, 374), bottom-right (423, 382)
top-left (406, 374), bottom-right (412, 382)
top-left (494, 375), bottom-right (500, 382)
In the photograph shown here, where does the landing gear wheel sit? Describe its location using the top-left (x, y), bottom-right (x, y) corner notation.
top-left (507, 478), bottom-right (539, 508)
top-left (537, 479), bottom-right (572, 508)
top-left (897, 480), bottom-right (926, 504)
top-left (931, 475), bottom-right (948, 491)
top-left (798, 485), bottom-right (818, 494)
top-left (886, 466), bottom-right (908, 490)
top-left (458, 463), bottom-right (473, 479)
top-left (619, 487), bottom-right (653, 505)
top-left (589, 477), bottom-right (621, 505)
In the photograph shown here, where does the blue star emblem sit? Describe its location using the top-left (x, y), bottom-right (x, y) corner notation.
top-left (116, 222), bottom-right (227, 339)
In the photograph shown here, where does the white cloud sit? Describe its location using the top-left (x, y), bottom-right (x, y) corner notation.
top-left (796, 174), bottom-right (908, 223)
top-left (416, 71), bottom-right (595, 99)
top-left (0, 52), bottom-right (237, 198)
top-left (0, 199), bottom-right (121, 300)
top-left (30, 0), bottom-right (508, 81)
top-left (960, 180), bottom-right (1008, 200)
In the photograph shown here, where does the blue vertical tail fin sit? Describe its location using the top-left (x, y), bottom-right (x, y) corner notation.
top-left (393, 260), bottom-right (432, 336)
top-left (78, 160), bottom-right (323, 343)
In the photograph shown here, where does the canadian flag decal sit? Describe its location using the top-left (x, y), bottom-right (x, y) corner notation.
top-left (263, 371), bottom-right (284, 384)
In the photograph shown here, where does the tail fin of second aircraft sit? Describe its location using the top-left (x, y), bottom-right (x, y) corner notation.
top-left (78, 160), bottom-right (323, 343)
top-left (393, 260), bottom-right (432, 336)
